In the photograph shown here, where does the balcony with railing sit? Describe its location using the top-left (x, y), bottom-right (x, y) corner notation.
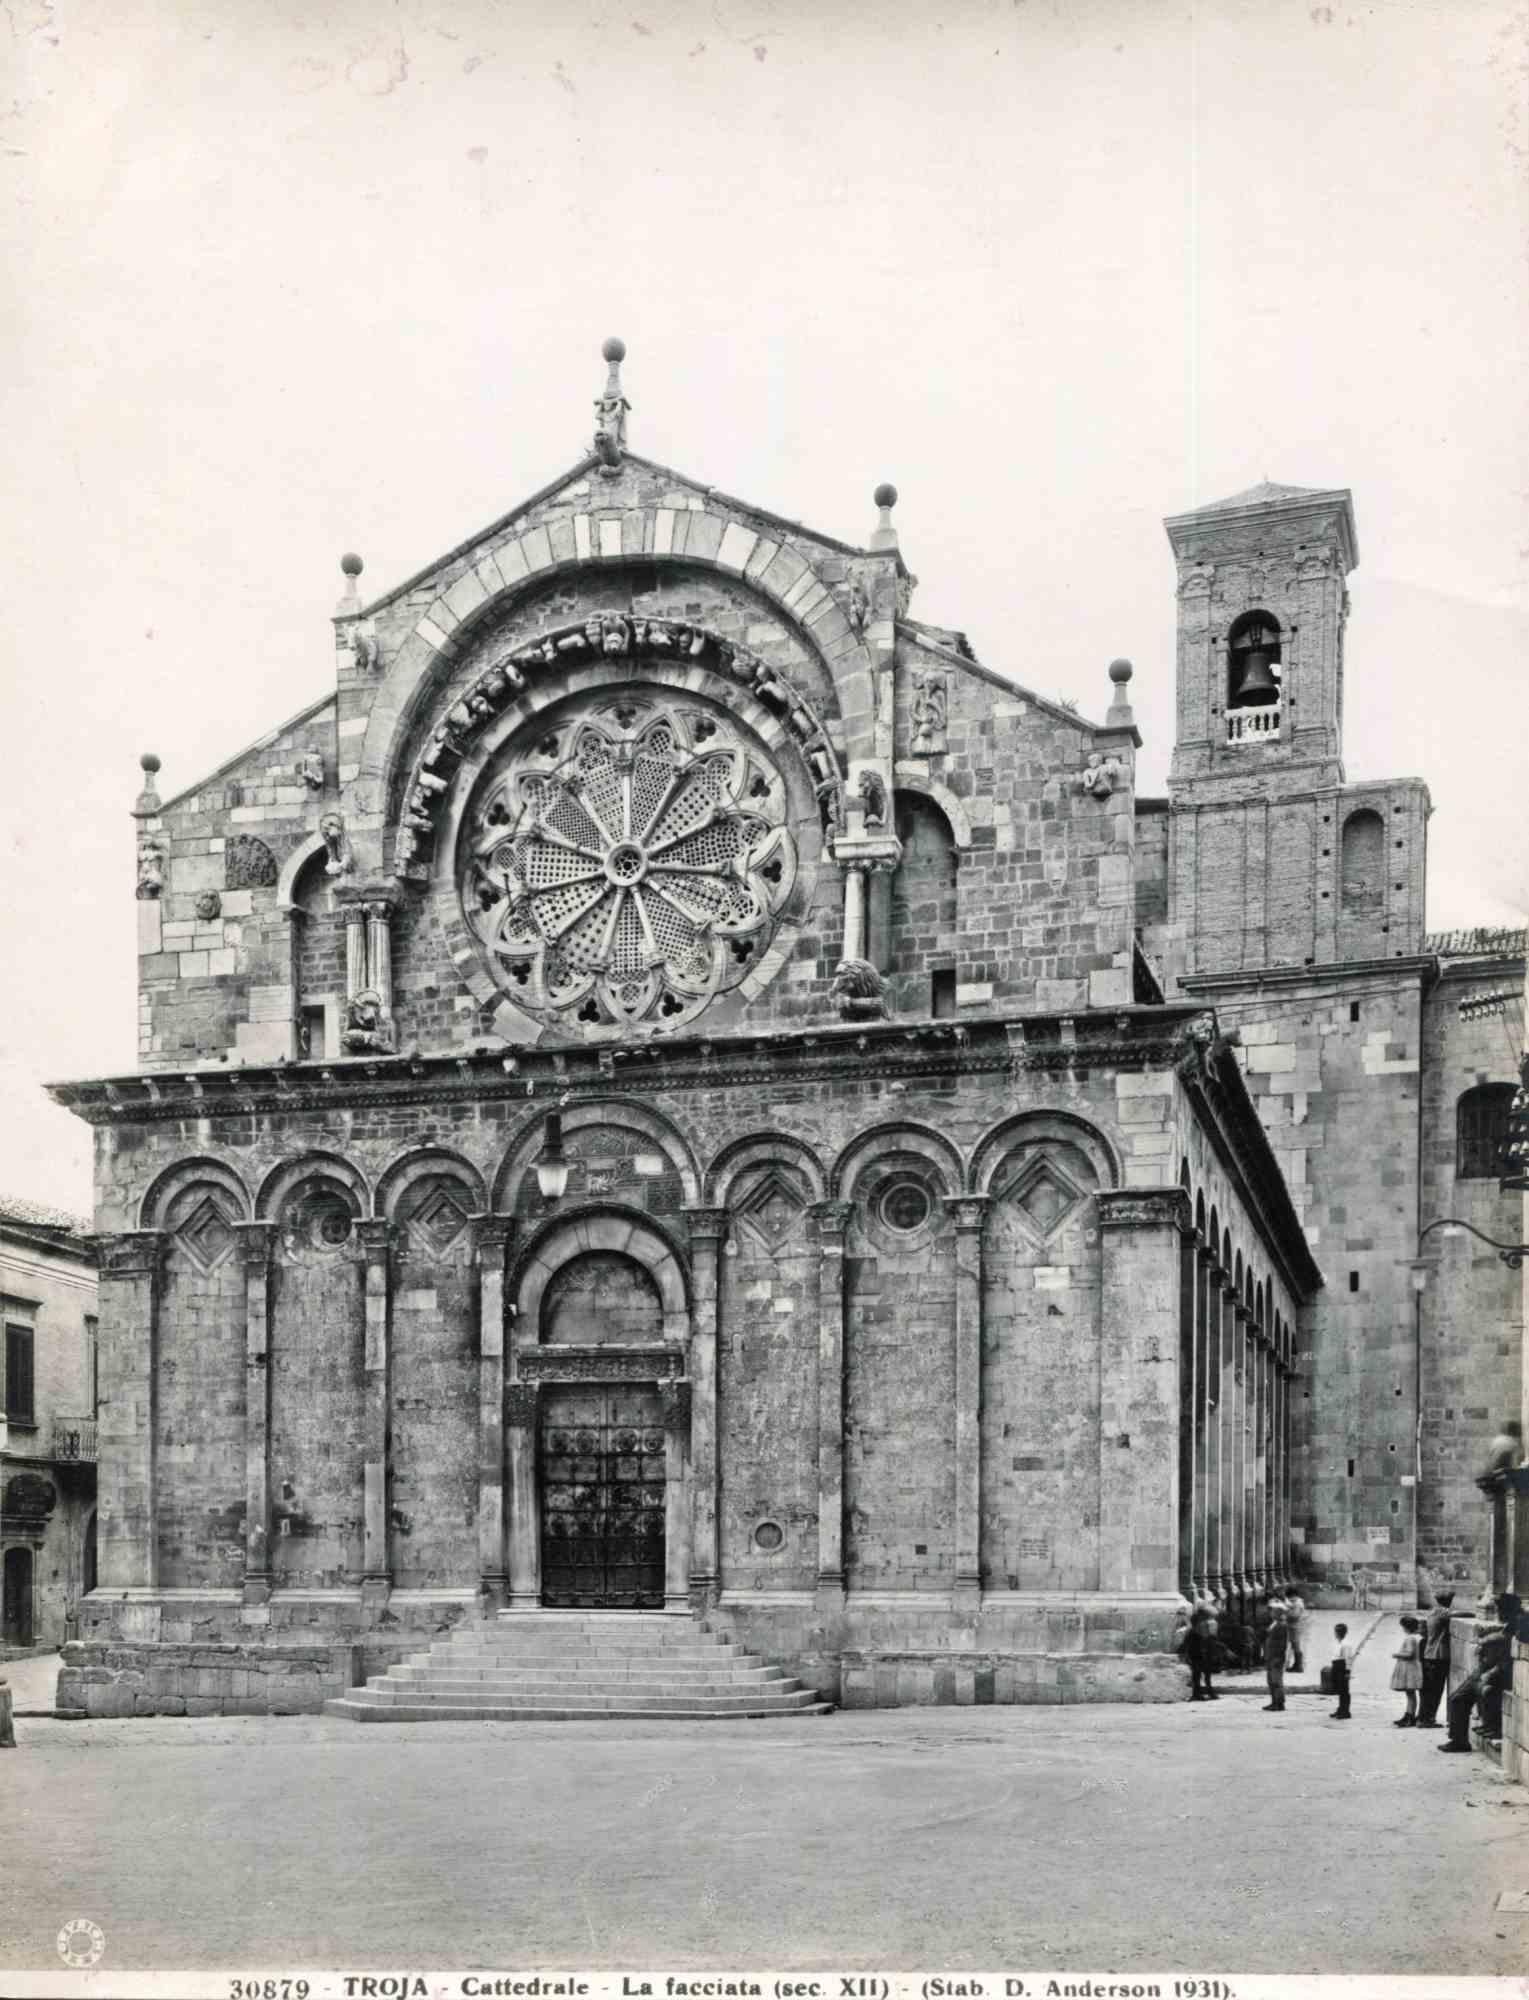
top-left (47, 1417), bottom-right (97, 1463)
top-left (1226, 704), bottom-right (1282, 745)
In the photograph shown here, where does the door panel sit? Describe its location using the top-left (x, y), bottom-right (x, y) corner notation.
top-left (540, 1385), bottom-right (665, 1607)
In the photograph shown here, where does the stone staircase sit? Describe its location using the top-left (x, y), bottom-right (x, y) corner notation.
top-left (324, 1610), bottom-right (831, 1721)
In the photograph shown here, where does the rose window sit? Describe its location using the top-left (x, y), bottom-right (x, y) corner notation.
top-left (462, 695), bottom-right (797, 1033)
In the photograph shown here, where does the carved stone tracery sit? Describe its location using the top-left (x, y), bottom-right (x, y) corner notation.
top-left (461, 691), bottom-right (798, 1035)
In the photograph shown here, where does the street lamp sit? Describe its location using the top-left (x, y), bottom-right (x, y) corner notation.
top-left (533, 1112), bottom-right (570, 1203)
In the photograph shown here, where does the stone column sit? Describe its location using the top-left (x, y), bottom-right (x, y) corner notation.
top-left (342, 902), bottom-right (367, 1003)
top-left (91, 1232), bottom-right (165, 1592)
top-left (1194, 1244), bottom-right (1214, 1592)
top-left (1230, 1301), bottom-right (1249, 1606)
top-left (356, 1218), bottom-right (394, 1604)
top-left (810, 1199), bottom-right (854, 1607)
top-left (944, 1196), bottom-right (989, 1609)
top-left (684, 1207), bottom-right (728, 1606)
top-left (1277, 1354), bottom-right (1293, 1585)
top-left (842, 862), bottom-right (868, 963)
top-left (662, 1379), bottom-right (693, 1611)
top-left (505, 1381), bottom-right (541, 1609)
top-left (1217, 1275), bottom-right (1239, 1601)
top-left (474, 1216), bottom-right (512, 1608)
top-left (234, 1222), bottom-right (276, 1603)
top-left (1203, 1257), bottom-right (1223, 1592)
top-left (1176, 1215), bottom-right (1198, 1597)
top-left (1096, 1189), bottom-right (1190, 1595)
top-left (364, 897), bottom-right (395, 1018)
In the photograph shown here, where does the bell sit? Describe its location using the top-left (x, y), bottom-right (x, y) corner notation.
top-left (1231, 645), bottom-right (1280, 706)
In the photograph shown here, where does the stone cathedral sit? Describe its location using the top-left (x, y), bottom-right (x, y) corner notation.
top-left (47, 343), bottom-right (1524, 1716)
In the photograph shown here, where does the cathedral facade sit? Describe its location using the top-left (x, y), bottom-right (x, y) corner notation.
top-left (50, 346), bottom-right (1522, 1714)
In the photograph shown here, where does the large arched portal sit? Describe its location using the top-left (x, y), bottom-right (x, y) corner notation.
top-left (509, 1218), bottom-right (692, 1612)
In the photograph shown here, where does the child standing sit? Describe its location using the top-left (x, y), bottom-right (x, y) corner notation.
top-left (1329, 1620), bottom-right (1355, 1720)
top-left (1391, 1612), bottom-right (1423, 1725)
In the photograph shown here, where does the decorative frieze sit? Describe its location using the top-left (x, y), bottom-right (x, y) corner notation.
top-left (514, 1344), bottom-right (687, 1383)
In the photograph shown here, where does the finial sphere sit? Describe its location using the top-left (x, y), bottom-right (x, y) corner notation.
top-left (140, 751), bottom-right (161, 774)
top-left (874, 482), bottom-right (898, 510)
top-left (340, 552), bottom-right (364, 578)
top-left (602, 336), bottom-right (626, 364)
top-left (1108, 657), bottom-right (1134, 683)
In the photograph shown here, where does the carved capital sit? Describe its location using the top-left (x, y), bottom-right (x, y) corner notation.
top-left (942, 1194), bottom-right (991, 1232)
top-left (354, 1217), bottom-right (395, 1262)
top-left (472, 1214), bottom-right (514, 1265)
top-left (90, 1230), bottom-right (165, 1279)
top-left (339, 901), bottom-right (368, 929)
top-left (362, 896), bottom-right (397, 924)
top-left (661, 1379), bottom-right (693, 1435)
top-left (504, 1382), bottom-right (539, 1428)
top-left (683, 1206), bottom-right (731, 1245)
top-left (1196, 1243), bottom-right (1219, 1270)
top-left (234, 1221), bottom-right (277, 1272)
top-left (809, 1199), bottom-right (855, 1239)
top-left (1094, 1187), bottom-right (1193, 1234)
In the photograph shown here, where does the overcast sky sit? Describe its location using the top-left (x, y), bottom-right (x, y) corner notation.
top-left (2, 0), bottom-right (1525, 1213)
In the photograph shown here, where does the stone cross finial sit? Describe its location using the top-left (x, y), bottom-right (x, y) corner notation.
top-left (593, 336), bottom-right (630, 472)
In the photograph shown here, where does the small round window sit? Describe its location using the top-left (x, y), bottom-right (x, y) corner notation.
top-left (753, 1520), bottom-right (784, 1553)
top-left (878, 1178), bottom-right (932, 1234)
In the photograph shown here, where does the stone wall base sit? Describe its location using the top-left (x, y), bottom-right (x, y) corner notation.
top-left (837, 1649), bottom-right (1186, 1705)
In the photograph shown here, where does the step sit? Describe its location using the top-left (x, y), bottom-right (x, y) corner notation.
top-left (434, 1648), bottom-right (754, 1669)
top-left (379, 1675), bottom-right (789, 1698)
top-left (330, 1687), bottom-right (823, 1715)
top-left (464, 1630), bottom-right (739, 1648)
top-left (325, 1697), bottom-right (832, 1723)
top-left (388, 1661), bottom-right (785, 1683)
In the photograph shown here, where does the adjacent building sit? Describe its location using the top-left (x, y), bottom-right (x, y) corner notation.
top-left (1, 1197), bottom-right (98, 1652)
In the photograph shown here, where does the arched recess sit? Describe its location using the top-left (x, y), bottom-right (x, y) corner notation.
top-left (891, 767), bottom-right (973, 848)
top-left (288, 844), bottom-right (344, 1061)
top-left (977, 1118), bottom-right (1107, 1594)
top-left (970, 1111), bottom-right (1120, 1197)
top-left (831, 1120), bottom-right (964, 1202)
top-left (513, 1207), bottom-right (690, 1346)
top-left (144, 1158), bottom-right (251, 1588)
top-left (709, 1133), bottom-right (825, 1595)
top-left (492, 1099), bottom-right (700, 1216)
top-left (378, 1148), bottom-right (485, 1589)
top-left (263, 1157), bottom-right (368, 1589)
top-left (704, 1131), bottom-right (827, 1209)
top-left (357, 544), bottom-right (859, 864)
top-left (887, 790), bottom-right (961, 995)
top-left (257, 1151), bottom-right (370, 1222)
top-left (836, 1124), bottom-right (961, 1594)
top-left (276, 832), bottom-right (329, 913)
top-left (139, 1156), bottom-right (251, 1231)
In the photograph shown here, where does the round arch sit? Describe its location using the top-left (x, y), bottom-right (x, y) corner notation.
top-left (276, 832), bottom-right (330, 914)
top-left (969, 1110), bottom-right (1120, 1196)
top-left (256, 1150), bottom-right (370, 1222)
top-left (139, 1155), bottom-right (252, 1230)
top-left (512, 1205), bottom-right (690, 1345)
top-left (890, 766), bottom-right (973, 848)
top-left (491, 1097), bottom-right (701, 1212)
top-left (376, 1146), bottom-right (487, 1221)
top-left (831, 1120), bottom-right (965, 1201)
top-left (704, 1131), bottom-right (828, 1209)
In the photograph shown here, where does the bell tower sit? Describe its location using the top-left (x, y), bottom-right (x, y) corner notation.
top-left (1166, 481), bottom-right (1357, 797)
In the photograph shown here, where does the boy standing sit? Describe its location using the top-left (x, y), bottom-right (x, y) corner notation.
top-left (1263, 1607), bottom-right (1288, 1712)
top-left (1329, 1621), bottom-right (1354, 1720)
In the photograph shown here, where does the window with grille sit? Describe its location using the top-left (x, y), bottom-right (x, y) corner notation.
top-left (1457, 1083), bottom-right (1515, 1180)
top-left (5, 1324), bottom-right (35, 1424)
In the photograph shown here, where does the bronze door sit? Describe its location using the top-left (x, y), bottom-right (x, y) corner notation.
top-left (539, 1385), bottom-right (665, 1608)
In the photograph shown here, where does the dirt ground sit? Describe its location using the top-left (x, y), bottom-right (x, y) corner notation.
top-left (4, 1618), bottom-right (1527, 1978)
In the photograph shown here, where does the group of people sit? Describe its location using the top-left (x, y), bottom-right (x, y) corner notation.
top-left (1393, 1590), bottom-right (1514, 1750)
top-left (1176, 1580), bottom-right (1515, 1747)
top-left (1173, 1586), bottom-right (1309, 1704)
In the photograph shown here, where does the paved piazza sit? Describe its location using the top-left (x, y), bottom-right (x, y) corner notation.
top-left (5, 1635), bottom-right (1529, 1980)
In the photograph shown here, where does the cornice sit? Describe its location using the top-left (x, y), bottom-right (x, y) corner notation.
top-left (1181, 955), bottom-right (1436, 998)
top-left (45, 1007), bottom-right (1210, 1129)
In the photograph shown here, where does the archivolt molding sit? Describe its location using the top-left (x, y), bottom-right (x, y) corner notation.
top-left (392, 614), bottom-right (845, 884)
top-left (255, 1150), bottom-right (371, 1222)
top-left (138, 1155), bottom-right (252, 1231)
top-left (969, 1111), bottom-right (1121, 1197)
top-left (891, 765), bottom-right (972, 848)
top-left (704, 1131), bottom-right (828, 1209)
top-left (511, 1204), bottom-right (690, 1340)
top-left (276, 833), bottom-right (331, 915)
top-left (490, 1096), bottom-right (701, 1212)
top-left (830, 1120), bottom-right (964, 1201)
top-left (375, 1146), bottom-right (487, 1221)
